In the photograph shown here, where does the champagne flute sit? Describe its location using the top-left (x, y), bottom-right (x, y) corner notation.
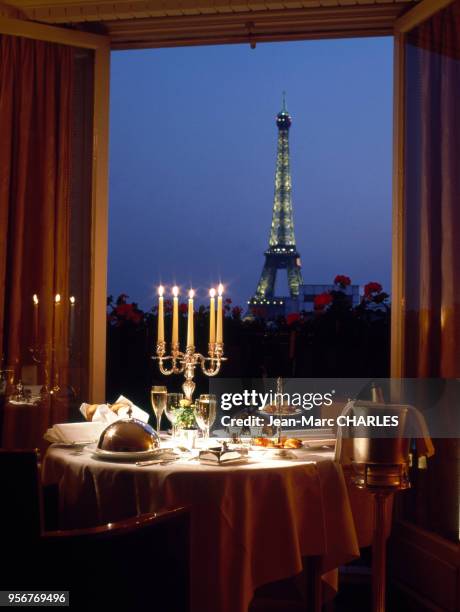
top-left (150, 385), bottom-right (167, 436)
top-left (165, 392), bottom-right (183, 441)
top-left (196, 394), bottom-right (217, 448)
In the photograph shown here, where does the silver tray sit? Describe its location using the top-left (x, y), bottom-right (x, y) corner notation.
top-left (259, 406), bottom-right (302, 416)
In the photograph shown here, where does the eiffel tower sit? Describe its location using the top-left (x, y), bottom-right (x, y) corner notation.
top-left (250, 94), bottom-right (303, 309)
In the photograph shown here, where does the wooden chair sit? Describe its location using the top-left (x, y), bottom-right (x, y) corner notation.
top-left (0, 449), bottom-right (190, 611)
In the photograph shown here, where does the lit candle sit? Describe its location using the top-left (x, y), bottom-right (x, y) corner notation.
top-left (157, 286), bottom-right (165, 343)
top-left (216, 283), bottom-right (224, 344)
top-left (187, 289), bottom-right (195, 348)
top-left (32, 294), bottom-right (39, 347)
top-left (53, 293), bottom-right (61, 364)
top-left (69, 296), bottom-right (76, 353)
top-left (209, 288), bottom-right (216, 345)
top-left (172, 286), bottom-right (179, 345)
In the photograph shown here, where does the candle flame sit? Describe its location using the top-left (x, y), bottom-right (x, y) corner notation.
top-left (33, 294), bottom-right (39, 305)
top-left (70, 296), bottom-right (76, 304)
top-left (217, 283), bottom-right (224, 296)
top-left (189, 289), bottom-right (195, 299)
top-left (55, 294), bottom-right (61, 304)
top-left (158, 285), bottom-right (164, 297)
top-left (209, 288), bottom-right (216, 298)
top-left (172, 286), bottom-right (179, 297)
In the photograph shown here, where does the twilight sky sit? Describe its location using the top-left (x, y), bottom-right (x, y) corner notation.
top-left (108, 37), bottom-right (393, 309)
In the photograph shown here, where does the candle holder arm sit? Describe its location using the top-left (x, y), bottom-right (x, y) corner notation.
top-left (155, 342), bottom-right (186, 375)
top-left (197, 354), bottom-right (226, 376)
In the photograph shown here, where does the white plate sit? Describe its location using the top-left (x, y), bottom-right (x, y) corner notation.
top-left (49, 440), bottom-right (98, 447)
top-left (248, 447), bottom-right (300, 460)
top-left (92, 448), bottom-right (169, 462)
top-left (304, 438), bottom-right (336, 449)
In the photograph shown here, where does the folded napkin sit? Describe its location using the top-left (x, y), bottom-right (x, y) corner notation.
top-left (406, 403), bottom-right (435, 457)
top-left (80, 395), bottom-right (149, 424)
top-left (44, 421), bottom-right (106, 445)
top-left (334, 400), bottom-right (434, 464)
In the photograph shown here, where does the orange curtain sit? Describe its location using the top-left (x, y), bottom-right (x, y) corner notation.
top-left (0, 34), bottom-right (74, 446)
top-left (403, 1), bottom-right (460, 542)
top-left (404, 0), bottom-right (460, 378)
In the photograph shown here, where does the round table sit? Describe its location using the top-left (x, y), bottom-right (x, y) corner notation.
top-left (43, 445), bottom-right (361, 612)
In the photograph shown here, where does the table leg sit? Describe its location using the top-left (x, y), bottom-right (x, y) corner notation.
top-left (305, 556), bottom-right (322, 612)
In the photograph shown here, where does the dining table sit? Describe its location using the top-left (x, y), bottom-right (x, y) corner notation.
top-left (42, 442), bottom-right (378, 612)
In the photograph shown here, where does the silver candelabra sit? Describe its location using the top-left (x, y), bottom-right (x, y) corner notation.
top-left (155, 341), bottom-right (225, 401)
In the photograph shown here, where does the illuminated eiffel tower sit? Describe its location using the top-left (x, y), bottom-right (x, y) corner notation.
top-left (249, 94), bottom-right (303, 310)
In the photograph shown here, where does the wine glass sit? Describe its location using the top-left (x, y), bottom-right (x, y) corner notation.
top-left (165, 392), bottom-right (183, 441)
top-left (195, 394), bottom-right (217, 448)
top-left (150, 385), bottom-right (167, 436)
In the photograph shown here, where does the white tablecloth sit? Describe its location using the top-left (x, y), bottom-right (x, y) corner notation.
top-left (43, 446), bottom-right (362, 612)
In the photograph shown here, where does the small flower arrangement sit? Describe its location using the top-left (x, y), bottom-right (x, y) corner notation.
top-left (175, 399), bottom-right (197, 429)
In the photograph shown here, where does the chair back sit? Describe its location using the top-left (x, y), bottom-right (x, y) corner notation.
top-left (45, 508), bottom-right (191, 612)
top-left (0, 449), bottom-right (43, 541)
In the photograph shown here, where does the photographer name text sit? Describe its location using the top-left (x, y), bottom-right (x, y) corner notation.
top-left (220, 414), bottom-right (400, 428)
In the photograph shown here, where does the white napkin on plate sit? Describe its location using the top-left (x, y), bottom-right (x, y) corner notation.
top-left (79, 394), bottom-right (149, 424)
top-left (44, 421), bottom-right (106, 445)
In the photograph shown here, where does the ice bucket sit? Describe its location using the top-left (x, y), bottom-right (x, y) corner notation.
top-left (347, 402), bottom-right (411, 489)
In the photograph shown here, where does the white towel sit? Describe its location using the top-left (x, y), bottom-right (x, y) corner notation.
top-left (334, 400), bottom-right (434, 464)
top-left (44, 422), bottom-right (106, 445)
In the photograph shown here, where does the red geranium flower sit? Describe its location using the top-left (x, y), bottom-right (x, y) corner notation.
top-left (364, 282), bottom-right (383, 296)
top-left (116, 303), bottom-right (133, 316)
top-left (127, 310), bottom-right (143, 324)
top-left (179, 303), bottom-right (188, 314)
top-left (314, 292), bottom-right (333, 310)
top-left (287, 312), bottom-right (300, 325)
top-left (334, 275), bottom-right (351, 287)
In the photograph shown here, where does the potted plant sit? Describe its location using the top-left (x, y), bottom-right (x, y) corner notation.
top-left (175, 399), bottom-right (197, 448)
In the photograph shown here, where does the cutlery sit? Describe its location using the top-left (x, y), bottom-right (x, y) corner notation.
top-left (136, 454), bottom-right (196, 467)
top-left (136, 456), bottom-right (180, 467)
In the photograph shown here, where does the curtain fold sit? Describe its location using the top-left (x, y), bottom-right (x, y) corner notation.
top-left (403, 0), bottom-right (460, 542)
top-left (0, 35), bottom-right (74, 444)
